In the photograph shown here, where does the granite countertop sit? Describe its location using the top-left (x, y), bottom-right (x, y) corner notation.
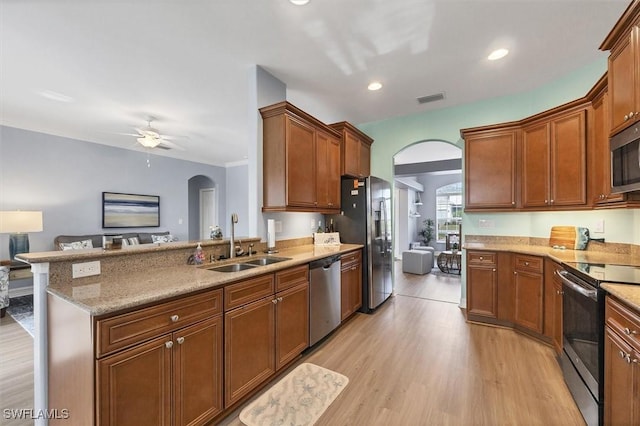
top-left (464, 241), bottom-right (640, 313)
top-left (47, 244), bottom-right (362, 317)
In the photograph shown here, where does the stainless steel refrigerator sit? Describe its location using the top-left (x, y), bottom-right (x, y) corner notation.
top-left (334, 176), bottom-right (393, 312)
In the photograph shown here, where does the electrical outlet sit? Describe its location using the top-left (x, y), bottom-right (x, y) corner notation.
top-left (594, 219), bottom-right (605, 233)
top-left (72, 261), bottom-right (101, 278)
top-left (311, 219), bottom-right (316, 231)
top-left (478, 219), bottom-right (495, 229)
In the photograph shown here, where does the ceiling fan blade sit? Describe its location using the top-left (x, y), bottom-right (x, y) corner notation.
top-left (158, 138), bottom-right (186, 151)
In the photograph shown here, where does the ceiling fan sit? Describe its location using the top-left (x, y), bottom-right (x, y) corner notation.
top-left (127, 118), bottom-right (186, 151)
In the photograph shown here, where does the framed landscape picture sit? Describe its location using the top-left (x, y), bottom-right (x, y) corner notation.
top-left (102, 192), bottom-right (160, 228)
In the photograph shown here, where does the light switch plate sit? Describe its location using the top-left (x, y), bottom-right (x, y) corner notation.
top-left (72, 261), bottom-right (101, 278)
top-left (594, 219), bottom-right (605, 233)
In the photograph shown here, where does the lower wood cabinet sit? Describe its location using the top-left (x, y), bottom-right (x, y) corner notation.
top-left (466, 251), bottom-right (498, 319)
top-left (224, 265), bottom-right (309, 408)
top-left (604, 296), bottom-right (640, 425)
top-left (341, 249), bottom-right (362, 320)
top-left (96, 292), bottom-right (224, 426)
top-left (513, 254), bottom-right (544, 334)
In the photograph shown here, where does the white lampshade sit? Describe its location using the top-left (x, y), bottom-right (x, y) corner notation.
top-left (0, 211), bottom-right (44, 233)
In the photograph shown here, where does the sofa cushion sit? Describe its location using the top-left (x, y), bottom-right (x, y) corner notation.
top-left (151, 234), bottom-right (175, 243)
top-left (54, 232), bottom-right (171, 250)
top-left (59, 239), bottom-right (94, 251)
top-left (55, 235), bottom-right (103, 250)
top-left (138, 231), bottom-right (169, 244)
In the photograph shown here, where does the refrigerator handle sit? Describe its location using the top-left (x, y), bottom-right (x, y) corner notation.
top-left (381, 198), bottom-right (387, 257)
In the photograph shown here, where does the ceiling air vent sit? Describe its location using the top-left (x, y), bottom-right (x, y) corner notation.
top-left (417, 92), bottom-right (445, 104)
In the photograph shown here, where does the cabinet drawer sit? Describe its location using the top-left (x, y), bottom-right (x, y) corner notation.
top-left (467, 251), bottom-right (496, 266)
top-left (606, 296), bottom-right (640, 350)
top-left (514, 255), bottom-right (543, 274)
top-left (224, 274), bottom-right (275, 311)
top-left (96, 288), bottom-right (223, 358)
top-left (341, 250), bottom-right (361, 269)
top-left (275, 264), bottom-right (309, 292)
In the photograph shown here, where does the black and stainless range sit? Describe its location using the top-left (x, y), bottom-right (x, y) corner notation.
top-left (558, 262), bottom-right (640, 426)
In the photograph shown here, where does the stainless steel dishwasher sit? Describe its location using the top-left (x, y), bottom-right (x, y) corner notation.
top-left (309, 254), bottom-right (341, 346)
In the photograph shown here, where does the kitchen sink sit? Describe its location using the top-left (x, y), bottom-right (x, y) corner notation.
top-left (243, 256), bottom-right (291, 266)
top-left (207, 263), bottom-right (258, 273)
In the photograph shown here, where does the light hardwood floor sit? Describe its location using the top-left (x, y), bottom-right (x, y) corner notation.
top-left (1, 269), bottom-right (585, 426)
top-left (0, 314), bottom-right (34, 426)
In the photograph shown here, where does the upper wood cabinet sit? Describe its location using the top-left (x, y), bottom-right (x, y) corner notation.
top-left (330, 121), bottom-right (373, 178)
top-left (521, 108), bottom-right (587, 208)
top-left (461, 126), bottom-right (519, 211)
top-left (260, 102), bottom-right (342, 213)
top-left (601, 2), bottom-right (640, 137)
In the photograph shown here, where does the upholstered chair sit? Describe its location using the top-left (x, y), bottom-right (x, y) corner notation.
top-left (0, 265), bottom-right (9, 318)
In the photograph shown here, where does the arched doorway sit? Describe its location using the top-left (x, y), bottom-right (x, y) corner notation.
top-left (187, 175), bottom-right (218, 241)
top-left (392, 140), bottom-right (462, 305)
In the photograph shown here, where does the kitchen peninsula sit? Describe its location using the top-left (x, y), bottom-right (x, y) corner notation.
top-left (16, 238), bottom-right (362, 425)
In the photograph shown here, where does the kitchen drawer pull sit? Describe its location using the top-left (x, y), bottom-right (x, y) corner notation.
top-left (176, 337), bottom-right (185, 345)
top-left (170, 315), bottom-right (179, 322)
top-left (165, 341), bottom-right (174, 349)
top-left (624, 327), bottom-right (638, 336)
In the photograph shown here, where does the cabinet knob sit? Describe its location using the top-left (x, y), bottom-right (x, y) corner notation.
top-left (624, 327), bottom-right (638, 336)
top-left (524, 261), bottom-right (529, 266)
top-left (550, 199), bottom-right (554, 204)
top-left (545, 200), bottom-right (548, 204)
top-left (277, 297), bottom-right (283, 302)
top-left (514, 271), bottom-right (517, 275)
top-left (492, 268), bottom-right (496, 272)
top-left (272, 299), bottom-right (278, 304)
top-left (625, 114), bottom-right (630, 121)
top-left (479, 256), bottom-right (483, 260)
top-left (170, 315), bottom-right (179, 323)
top-left (165, 341), bottom-right (174, 349)
top-left (512, 201), bottom-right (515, 205)
top-left (176, 337), bottom-right (185, 345)
top-left (620, 350), bottom-right (626, 359)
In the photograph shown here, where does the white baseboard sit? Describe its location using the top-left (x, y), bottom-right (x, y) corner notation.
top-left (9, 286), bottom-right (33, 298)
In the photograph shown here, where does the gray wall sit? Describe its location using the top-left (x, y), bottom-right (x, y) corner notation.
top-left (226, 163), bottom-right (249, 237)
top-left (0, 125), bottom-right (226, 260)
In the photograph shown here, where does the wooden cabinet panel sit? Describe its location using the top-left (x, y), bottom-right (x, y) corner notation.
top-left (97, 335), bottom-right (173, 426)
top-left (551, 110), bottom-right (586, 206)
top-left (224, 296), bottom-right (276, 407)
top-left (275, 264), bottom-right (309, 293)
top-left (467, 251), bottom-right (498, 319)
top-left (513, 256), bottom-right (544, 334)
top-left (522, 122), bottom-right (550, 208)
top-left (260, 101), bottom-right (342, 213)
top-left (330, 121), bottom-right (373, 178)
top-left (608, 26), bottom-right (640, 135)
top-left (286, 116), bottom-right (317, 208)
top-left (341, 250), bottom-right (362, 321)
top-left (604, 327), bottom-right (638, 426)
top-left (275, 282), bottom-right (309, 370)
top-left (96, 289), bottom-right (223, 358)
top-left (544, 258), bottom-right (563, 354)
top-left (463, 129), bottom-right (518, 209)
top-left (224, 274), bottom-right (274, 311)
top-left (496, 252), bottom-right (514, 322)
top-left (173, 316), bottom-right (224, 426)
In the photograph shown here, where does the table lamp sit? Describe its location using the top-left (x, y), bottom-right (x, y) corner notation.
top-left (0, 211), bottom-right (43, 260)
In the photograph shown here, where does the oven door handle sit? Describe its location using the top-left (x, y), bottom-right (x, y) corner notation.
top-left (557, 270), bottom-right (598, 301)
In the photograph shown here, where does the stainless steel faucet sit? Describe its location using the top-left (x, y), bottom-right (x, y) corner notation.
top-left (230, 213), bottom-right (238, 258)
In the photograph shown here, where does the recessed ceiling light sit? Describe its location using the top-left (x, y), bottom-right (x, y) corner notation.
top-left (368, 82), bottom-right (382, 91)
top-left (289, 0), bottom-right (310, 5)
top-left (37, 90), bottom-right (74, 102)
top-left (488, 48), bottom-right (509, 61)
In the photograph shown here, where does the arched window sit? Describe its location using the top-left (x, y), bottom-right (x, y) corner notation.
top-left (435, 182), bottom-right (462, 242)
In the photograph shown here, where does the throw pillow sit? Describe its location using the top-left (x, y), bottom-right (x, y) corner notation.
top-left (128, 237), bottom-right (140, 245)
top-left (60, 239), bottom-right (94, 250)
top-left (152, 234), bottom-right (174, 243)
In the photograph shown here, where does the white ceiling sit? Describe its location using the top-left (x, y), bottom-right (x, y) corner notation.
top-left (0, 0), bottom-right (630, 167)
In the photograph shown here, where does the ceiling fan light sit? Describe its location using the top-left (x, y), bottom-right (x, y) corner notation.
top-left (138, 137), bottom-right (161, 148)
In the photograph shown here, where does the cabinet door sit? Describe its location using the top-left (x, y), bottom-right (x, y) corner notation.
top-left (224, 297), bottom-right (275, 407)
top-left (609, 27), bottom-right (639, 135)
top-left (513, 270), bottom-right (544, 334)
top-left (316, 130), bottom-right (341, 209)
top-left (360, 141), bottom-right (371, 177)
top-left (467, 264), bottom-right (498, 318)
top-left (340, 260), bottom-right (362, 321)
top-left (340, 266), bottom-right (352, 321)
top-left (343, 132), bottom-right (361, 177)
top-left (550, 110), bottom-right (586, 206)
top-left (275, 282), bottom-right (309, 370)
top-left (552, 279), bottom-right (563, 354)
top-left (604, 327), bottom-right (636, 426)
top-left (97, 335), bottom-right (172, 426)
top-left (465, 130), bottom-right (518, 209)
top-left (522, 122), bottom-right (550, 208)
top-left (286, 116), bottom-right (317, 207)
top-left (173, 316), bottom-right (223, 426)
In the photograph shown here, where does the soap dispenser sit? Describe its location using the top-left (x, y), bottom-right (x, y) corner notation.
top-left (194, 243), bottom-right (204, 265)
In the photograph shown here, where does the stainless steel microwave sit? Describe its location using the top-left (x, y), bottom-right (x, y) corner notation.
top-left (611, 123), bottom-right (640, 193)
